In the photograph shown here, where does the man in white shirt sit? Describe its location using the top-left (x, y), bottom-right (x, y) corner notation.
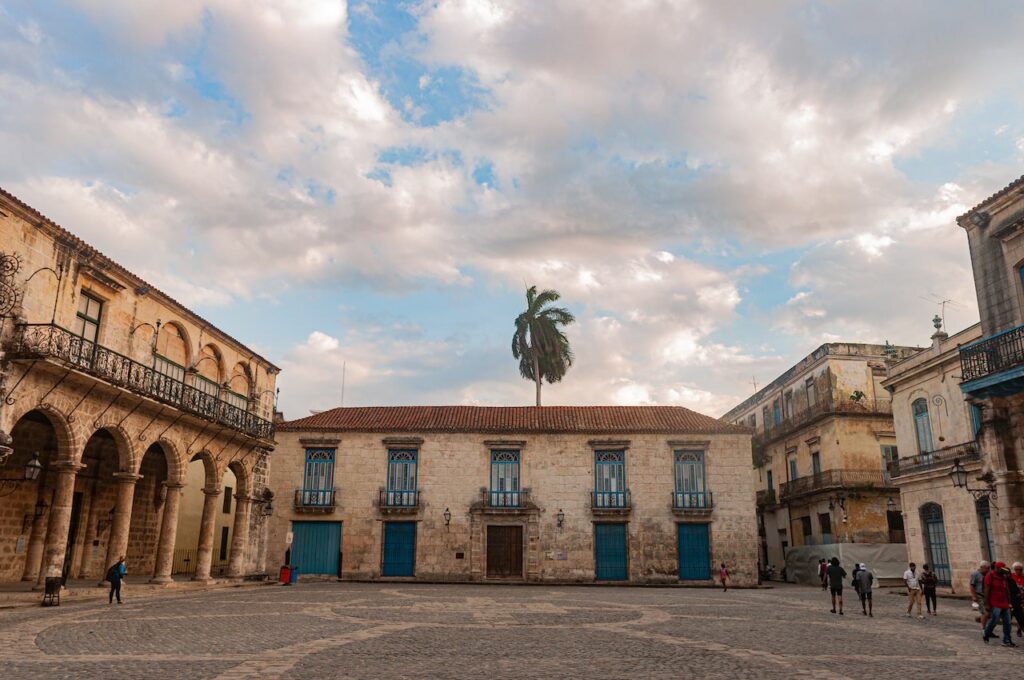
top-left (904, 562), bottom-right (923, 619)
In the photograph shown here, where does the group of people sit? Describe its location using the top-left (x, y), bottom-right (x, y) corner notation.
top-left (969, 560), bottom-right (1024, 647)
top-left (817, 557), bottom-right (875, 616)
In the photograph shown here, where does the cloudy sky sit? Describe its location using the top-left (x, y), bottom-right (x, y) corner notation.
top-left (2, 1), bottom-right (1022, 418)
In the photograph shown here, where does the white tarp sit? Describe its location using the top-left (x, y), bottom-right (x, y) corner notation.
top-left (784, 543), bottom-right (908, 584)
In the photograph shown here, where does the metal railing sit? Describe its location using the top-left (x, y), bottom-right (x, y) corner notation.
top-left (7, 324), bottom-right (274, 441)
top-left (172, 547), bottom-right (198, 577)
top-left (888, 441), bottom-right (979, 478)
top-left (752, 397), bottom-right (893, 447)
top-left (960, 324), bottom-right (1024, 382)
top-left (485, 488), bottom-right (529, 508)
top-left (591, 490), bottom-right (631, 510)
top-left (672, 491), bottom-right (713, 510)
top-left (294, 487), bottom-right (336, 509)
top-left (379, 488), bottom-right (419, 509)
top-left (756, 489), bottom-right (776, 507)
top-left (779, 469), bottom-right (888, 501)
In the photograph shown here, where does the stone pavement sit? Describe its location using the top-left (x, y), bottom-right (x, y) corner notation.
top-left (0, 581), bottom-right (1020, 679)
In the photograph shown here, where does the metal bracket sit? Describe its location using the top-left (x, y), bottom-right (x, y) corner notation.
top-left (93, 393), bottom-right (120, 429)
top-left (186, 421), bottom-right (212, 454)
top-left (117, 399), bottom-right (144, 429)
top-left (65, 383), bottom-right (98, 423)
top-left (136, 407), bottom-right (166, 442)
top-left (38, 369), bottom-right (71, 409)
top-left (156, 412), bottom-right (184, 442)
top-left (3, 361), bottom-right (37, 405)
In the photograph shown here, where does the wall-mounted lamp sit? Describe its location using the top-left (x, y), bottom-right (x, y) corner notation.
top-left (34, 497), bottom-right (48, 519)
top-left (886, 497), bottom-right (897, 513)
top-left (0, 451), bottom-right (43, 497)
top-left (556, 508), bottom-right (565, 529)
top-left (443, 507), bottom-right (452, 530)
top-left (950, 458), bottom-right (997, 501)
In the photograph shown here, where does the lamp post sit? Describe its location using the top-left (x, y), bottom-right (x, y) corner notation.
top-left (949, 458), bottom-right (997, 501)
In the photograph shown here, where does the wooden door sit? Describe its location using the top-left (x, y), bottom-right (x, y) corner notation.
top-left (677, 523), bottom-right (711, 580)
top-left (486, 525), bottom-right (523, 578)
top-left (594, 523), bottom-right (628, 580)
top-left (292, 521), bottom-right (342, 576)
top-left (382, 521), bottom-right (416, 577)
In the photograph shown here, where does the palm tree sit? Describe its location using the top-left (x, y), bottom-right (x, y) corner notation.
top-left (512, 285), bottom-right (575, 406)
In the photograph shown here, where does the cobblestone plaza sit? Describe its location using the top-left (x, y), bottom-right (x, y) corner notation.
top-left (0, 582), bottom-right (1021, 679)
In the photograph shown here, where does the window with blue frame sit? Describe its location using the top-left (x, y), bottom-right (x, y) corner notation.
top-left (594, 450), bottom-right (627, 508)
top-left (300, 448), bottom-right (336, 507)
top-left (762, 406), bottom-right (769, 432)
top-left (970, 403), bottom-right (983, 439)
top-left (788, 457), bottom-right (798, 481)
top-left (385, 449), bottom-right (418, 507)
top-left (673, 450), bottom-right (709, 508)
top-left (766, 469), bottom-right (774, 491)
top-left (912, 398), bottom-right (933, 455)
top-left (489, 450), bottom-right (521, 506)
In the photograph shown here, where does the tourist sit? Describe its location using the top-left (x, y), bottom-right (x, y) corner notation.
top-left (855, 563), bottom-right (874, 617)
top-left (1008, 562), bottom-right (1024, 637)
top-left (983, 561), bottom-right (1016, 647)
top-left (720, 562), bottom-right (729, 592)
top-left (105, 556), bottom-right (126, 605)
top-left (818, 559), bottom-right (828, 591)
top-left (920, 564), bottom-right (939, 616)
top-left (904, 562), bottom-right (923, 619)
top-left (971, 561), bottom-right (991, 628)
top-left (826, 557), bottom-right (846, 615)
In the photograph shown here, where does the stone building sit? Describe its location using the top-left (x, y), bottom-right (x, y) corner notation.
top-left (955, 174), bottom-right (1024, 567)
top-left (0, 188), bottom-right (278, 587)
top-left (882, 320), bottom-right (986, 592)
top-left (266, 406), bottom-right (757, 585)
top-left (722, 342), bottom-right (918, 579)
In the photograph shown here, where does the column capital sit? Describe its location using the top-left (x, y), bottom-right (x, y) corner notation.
top-left (113, 472), bottom-right (143, 483)
top-left (52, 461), bottom-right (85, 473)
top-left (202, 487), bottom-right (223, 497)
top-left (163, 481), bottom-right (186, 490)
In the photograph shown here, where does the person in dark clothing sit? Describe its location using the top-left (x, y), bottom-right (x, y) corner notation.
top-left (106, 556), bottom-right (126, 604)
top-left (818, 559), bottom-right (828, 590)
top-left (920, 564), bottom-right (939, 616)
top-left (826, 557), bottom-right (847, 615)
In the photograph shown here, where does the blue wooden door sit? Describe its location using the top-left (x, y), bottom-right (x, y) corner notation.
top-left (594, 523), bottom-right (628, 580)
top-left (678, 523), bottom-right (711, 580)
top-left (291, 521), bottom-right (341, 576)
top-left (382, 521), bottom-right (416, 576)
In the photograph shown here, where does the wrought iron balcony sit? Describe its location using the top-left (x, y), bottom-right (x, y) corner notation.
top-left (779, 469), bottom-right (889, 502)
top-left (591, 490), bottom-right (631, 513)
top-left (484, 488), bottom-right (530, 509)
top-left (672, 491), bottom-right (713, 515)
top-left (379, 488), bottom-right (419, 511)
top-left (888, 441), bottom-right (980, 479)
top-left (756, 489), bottom-right (776, 507)
top-left (752, 397), bottom-right (892, 448)
top-left (960, 324), bottom-right (1024, 383)
top-left (294, 487), bottom-right (337, 512)
top-left (7, 324), bottom-right (274, 441)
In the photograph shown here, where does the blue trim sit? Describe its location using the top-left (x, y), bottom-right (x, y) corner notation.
top-left (960, 363), bottom-right (1024, 395)
top-left (959, 322), bottom-right (1024, 350)
top-left (489, 449), bottom-right (521, 507)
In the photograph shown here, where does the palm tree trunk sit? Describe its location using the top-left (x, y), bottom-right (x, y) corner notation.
top-left (532, 347), bottom-right (542, 407)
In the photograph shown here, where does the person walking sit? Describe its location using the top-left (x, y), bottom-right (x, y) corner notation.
top-left (970, 561), bottom-right (991, 629)
top-left (983, 561), bottom-right (1016, 646)
top-left (818, 559), bottom-right (828, 591)
top-left (920, 564), bottom-right (939, 616)
top-left (105, 556), bottom-right (126, 605)
top-left (1008, 562), bottom-right (1024, 638)
top-left (904, 562), bottom-right (923, 619)
top-left (719, 563), bottom-right (729, 592)
top-left (855, 563), bottom-right (874, 617)
top-left (826, 557), bottom-right (846, 615)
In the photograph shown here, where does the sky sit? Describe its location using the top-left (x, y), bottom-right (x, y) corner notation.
top-left (1, 1), bottom-right (1022, 419)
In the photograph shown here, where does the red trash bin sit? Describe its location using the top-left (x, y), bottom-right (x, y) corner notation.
top-left (279, 565), bottom-right (291, 585)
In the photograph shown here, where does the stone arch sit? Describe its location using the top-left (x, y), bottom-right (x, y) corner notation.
top-left (154, 436), bottom-right (187, 485)
top-left (5, 402), bottom-right (77, 464)
top-left (86, 423), bottom-right (138, 473)
top-left (155, 320), bottom-right (192, 368)
top-left (227, 362), bottom-right (252, 401)
top-left (227, 459), bottom-right (253, 498)
top-left (191, 450), bottom-right (221, 490)
top-left (194, 343), bottom-right (225, 386)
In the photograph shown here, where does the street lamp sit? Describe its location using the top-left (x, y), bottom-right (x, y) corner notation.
top-left (0, 451), bottom-right (43, 497)
top-left (556, 509), bottom-right (565, 529)
top-left (443, 507), bottom-right (452, 527)
top-left (949, 458), bottom-right (996, 501)
top-left (886, 497), bottom-right (897, 513)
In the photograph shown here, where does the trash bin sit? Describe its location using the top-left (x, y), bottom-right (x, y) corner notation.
top-left (279, 565), bottom-right (291, 585)
top-left (289, 566), bottom-right (299, 584)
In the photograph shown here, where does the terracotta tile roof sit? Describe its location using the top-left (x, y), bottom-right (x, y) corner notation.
top-left (279, 405), bottom-right (751, 435)
top-left (958, 173), bottom-right (1024, 221)
top-left (0, 186), bottom-right (279, 371)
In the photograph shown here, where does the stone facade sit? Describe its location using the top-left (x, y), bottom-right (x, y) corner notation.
top-left (882, 322), bottom-right (987, 592)
top-left (722, 343), bottom-right (918, 576)
top-left (266, 406), bottom-right (758, 585)
top-left (0, 188), bottom-right (277, 586)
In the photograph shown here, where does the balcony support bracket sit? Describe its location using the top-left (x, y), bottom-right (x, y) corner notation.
top-left (2, 361), bottom-right (36, 405)
top-left (65, 382), bottom-right (98, 423)
top-left (93, 393), bottom-right (120, 429)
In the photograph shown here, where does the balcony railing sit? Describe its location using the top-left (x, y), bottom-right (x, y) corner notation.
top-left (7, 324), bottom-right (274, 441)
top-left (779, 469), bottom-right (888, 501)
top-left (960, 324), bottom-right (1024, 383)
top-left (888, 441), bottom-right (980, 479)
top-left (485, 488), bottom-right (529, 508)
top-left (591, 490), bottom-right (631, 511)
top-left (752, 397), bottom-right (892, 448)
top-left (672, 491), bottom-right (713, 513)
top-left (379, 488), bottom-right (419, 510)
top-left (294, 487), bottom-right (336, 511)
top-left (756, 489), bottom-right (776, 507)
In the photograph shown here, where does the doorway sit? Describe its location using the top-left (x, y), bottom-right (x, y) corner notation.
top-left (486, 525), bottom-right (523, 578)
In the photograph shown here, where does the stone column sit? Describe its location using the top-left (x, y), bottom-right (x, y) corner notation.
top-left (99, 473), bottom-right (141, 584)
top-left (21, 499), bottom-right (50, 581)
top-left (35, 462), bottom-right (83, 588)
top-left (226, 494), bottom-right (252, 579)
top-left (150, 482), bottom-right (184, 584)
top-left (192, 488), bottom-right (222, 583)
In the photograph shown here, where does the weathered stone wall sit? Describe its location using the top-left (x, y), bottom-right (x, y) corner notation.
top-left (267, 430), bottom-right (758, 585)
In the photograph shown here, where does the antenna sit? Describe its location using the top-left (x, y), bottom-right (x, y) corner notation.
top-left (750, 376), bottom-right (759, 394)
top-left (341, 361), bottom-right (346, 407)
top-left (918, 294), bottom-right (962, 330)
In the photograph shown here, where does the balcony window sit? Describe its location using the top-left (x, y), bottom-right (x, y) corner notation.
top-left (762, 407), bottom-right (769, 433)
top-left (225, 390), bottom-right (248, 412)
top-left (811, 452), bottom-right (821, 476)
top-left (788, 458), bottom-right (798, 482)
top-left (912, 398), bottom-right (933, 454)
top-left (594, 450), bottom-right (627, 508)
top-left (673, 450), bottom-right (709, 509)
top-left (766, 469), bottom-right (773, 492)
top-left (74, 291), bottom-right (102, 343)
top-left (805, 378), bottom-right (816, 407)
top-left (153, 354), bottom-right (185, 402)
top-left (784, 392), bottom-right (793, 419)
top-left (881, 445), bottom-right (899, 483)
top-left (489, 450), bottom-right (521, 507)
top-left (300, 448), bottom-right (335, 507)
top-left (384, 449), bottom-right (418, 507)
top-left (773, 400), bottom-right (781, 425)
top-left (970, 403), bottom-right (983, 437)
top-left (194, 375), bottom-right (220, 398)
